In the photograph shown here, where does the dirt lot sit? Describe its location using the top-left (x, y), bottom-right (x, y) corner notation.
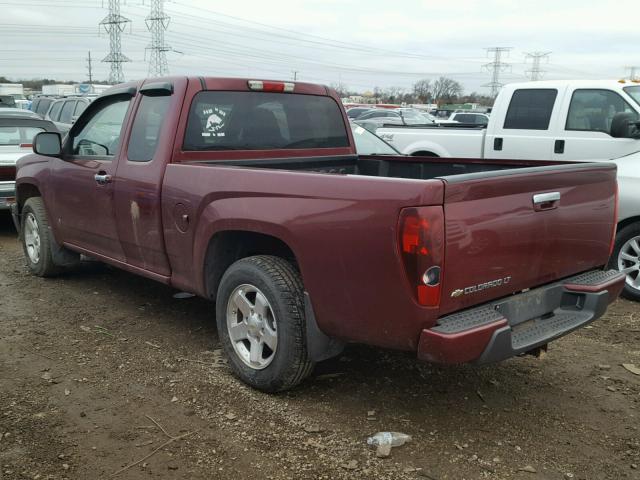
top-left (0, 212), bottom-right (639, 480)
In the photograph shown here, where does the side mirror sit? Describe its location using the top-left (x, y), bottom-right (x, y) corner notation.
top-left (33, 132), bottom-right (62, 157)
top-left (611, 112), bottom-right (640, 139)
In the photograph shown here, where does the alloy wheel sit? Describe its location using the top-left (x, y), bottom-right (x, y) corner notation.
top-left (226, 284), bottom-right (278, 370)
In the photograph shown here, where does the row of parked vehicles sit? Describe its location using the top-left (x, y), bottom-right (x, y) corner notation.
top-left (347, 105), bottom-right (490, 132)
top-left (5, 76), bottom-right (630, 392)
top-left (30, 95), bottom-right (94, 133)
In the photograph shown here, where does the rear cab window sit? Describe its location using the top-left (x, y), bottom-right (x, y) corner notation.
top-left (183, 91), bottom-right (349, 151)
top-left (503, 89), bottom-right (558, 130)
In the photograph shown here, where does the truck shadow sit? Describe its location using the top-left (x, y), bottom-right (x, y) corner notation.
top-left (0, 211), bottom-right (17, 238)
top-left (56, 256), bottom-right (576, 409)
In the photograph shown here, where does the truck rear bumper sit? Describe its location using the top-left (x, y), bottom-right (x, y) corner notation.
top-left (418, 269), bottom-right (625, 364)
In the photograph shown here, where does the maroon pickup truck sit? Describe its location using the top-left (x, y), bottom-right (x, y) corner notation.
top-left (12, 77), bottom-right (625, 392)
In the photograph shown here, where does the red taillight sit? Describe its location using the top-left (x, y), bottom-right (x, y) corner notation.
top-left (19, 143), bottom-right (33, 149)
top-left (247, 80), bottom-right (295, 93)
top-left (609, 182), bottom-right (619, 257)
top-left (398, 207), bottom-right (444, 307)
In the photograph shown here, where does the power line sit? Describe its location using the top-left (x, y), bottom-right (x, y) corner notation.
top-left (524, 51), bottom-right (551, 81)
top-left (145, 0), bottom-right (171, 76)
top-left (482, 47), bottom-right (511, 97)
top-left (86, 50), bottom-right (93, 83)
top-left (624, 66), bottom-right (640, 81)
top-left (100, 0), bottom-right (131, 84)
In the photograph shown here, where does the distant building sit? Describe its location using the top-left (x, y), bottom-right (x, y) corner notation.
top-left (41, 83), bottom-right (111, 96)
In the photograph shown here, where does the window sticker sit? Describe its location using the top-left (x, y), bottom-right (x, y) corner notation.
top-left (201, 107), bottom-right (227, 137)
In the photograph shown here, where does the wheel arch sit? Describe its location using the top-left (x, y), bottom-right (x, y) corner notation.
top-left (203, 229), bottom-right (300, 300)
top-left (411, 150), bottom-right (440, 157)
top-left (16, 182), bottom-right (42, 211)
top-left (617, 215), bottom-right (640, 232)
top-left (404, 140), bottom-right (450, 157)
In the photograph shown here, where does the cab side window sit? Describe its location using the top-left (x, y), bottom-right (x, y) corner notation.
top-left (566, 89), bottom-right (638, 134)
top-left (504, 89), bottom-right (558, 130)
top-left (74, 100), bottom-right (88, 118)
top-left (127, 94), bottom-right (171, 162)
top-left (71, 96), bottom-right (131, 157)
top-left (59, 100), bottom-right (76, 124)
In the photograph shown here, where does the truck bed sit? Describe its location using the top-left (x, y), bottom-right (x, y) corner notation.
top-left (189, 154), bottom-right (564, 181)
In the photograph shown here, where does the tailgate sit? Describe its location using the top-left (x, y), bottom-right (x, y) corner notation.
top-left (439, 162), bottom-right (617, 315)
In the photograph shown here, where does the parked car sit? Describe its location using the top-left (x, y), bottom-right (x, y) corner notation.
top-left (0, 114), bottom-right (57, 210)
top-left (378, 79), bottom-right (640, 300)
top-left (31, 96), bottom-right (57, 117)
top-left (45, 96), bottom-right (93, 133)
top-left (0, 108), bottom-right (41, 119)
top-left (12, 77), bottom-right (624, 392)
top-left (442, 112), bottom-right (490, 126)
top-left (346, 107), bottom-right (372, 119)
top-left (356, 108), bottom-right (435, 132)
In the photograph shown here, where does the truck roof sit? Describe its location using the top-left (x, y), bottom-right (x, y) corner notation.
top-left (502, 79), bottom-right (640, 91)
top-left (100, 77), bottom-right (334, 98)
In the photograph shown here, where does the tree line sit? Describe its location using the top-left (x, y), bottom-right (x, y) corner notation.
top-left (332, 76), bottom-right (494, 106)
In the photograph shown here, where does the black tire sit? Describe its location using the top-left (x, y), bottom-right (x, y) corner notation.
top-left (216, 255), bottom-right (315, 392)
top-left (608, 222), bottom-right (640, 301)
top-left (21, 197), bottom-right (60, 277)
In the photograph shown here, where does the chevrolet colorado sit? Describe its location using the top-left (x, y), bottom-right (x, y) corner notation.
top-left (11, 77), bottom-right (625, 391)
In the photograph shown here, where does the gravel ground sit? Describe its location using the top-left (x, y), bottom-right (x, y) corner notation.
top-left (0, 211), bottom-right (639, 480)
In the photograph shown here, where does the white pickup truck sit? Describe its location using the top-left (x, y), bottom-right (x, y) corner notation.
top-left (378, 80), bottom-right (640, 301)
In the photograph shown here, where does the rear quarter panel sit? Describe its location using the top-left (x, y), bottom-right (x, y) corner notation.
top-left (162, 164), bottom-right (445, 350)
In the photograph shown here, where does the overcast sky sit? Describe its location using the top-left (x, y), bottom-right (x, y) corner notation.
top-left (2, 0), bottom-right (639, 94)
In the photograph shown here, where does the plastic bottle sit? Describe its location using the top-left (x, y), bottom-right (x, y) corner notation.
top-left (366, 432), bottom-right (412, 448)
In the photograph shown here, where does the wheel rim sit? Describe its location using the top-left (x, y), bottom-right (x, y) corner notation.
top-left (226, 284), bottom-right (278, 370)
top-left (618, 235), bottom-right (640, 291)
top-left (24, 212), bottom-right (41, 264)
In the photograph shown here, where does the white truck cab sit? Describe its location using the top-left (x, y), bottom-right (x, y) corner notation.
top-left (377, 80), bottom-right (640, 301)
top-left (486, 80), bottom-right (640, 161)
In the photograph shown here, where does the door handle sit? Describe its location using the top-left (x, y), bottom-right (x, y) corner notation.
top-left (554, 139), bottom-right (565, 154)
top-left (94, 172), bottom-right (112, 185)
top-left (533, 191), bottom-right (560, 211)
top-left (493, 137), bottom-right (503, 151)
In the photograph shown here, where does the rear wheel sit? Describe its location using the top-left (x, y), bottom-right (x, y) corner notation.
top-left (21, 197), bottom-right (60, 277)
top-left (216, 255), bottom-right (314, 392)
top-left (609, 223), bottom-right (640, 301)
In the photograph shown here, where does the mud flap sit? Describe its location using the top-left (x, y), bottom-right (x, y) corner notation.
top-left (48, 226), bottom-right (80, 267)
top-left (304, 292), bottom-right (345, 362)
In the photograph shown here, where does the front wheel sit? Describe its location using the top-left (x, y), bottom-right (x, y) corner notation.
top-left (609, 223), bottom-right (640, 301)
top-left (21, 197), bottom-right (59, 277)
top-left (216, 255), bottom-right (315, 392)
